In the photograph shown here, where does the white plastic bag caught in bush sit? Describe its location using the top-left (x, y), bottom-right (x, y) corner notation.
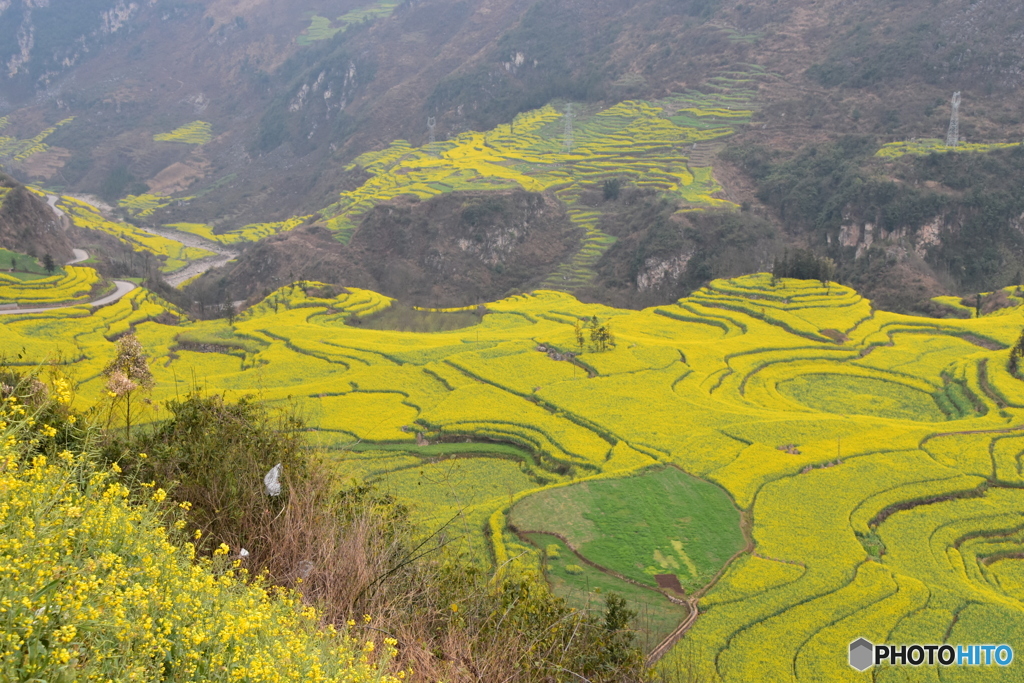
top-left (264, 463), bottom-right (282, 497)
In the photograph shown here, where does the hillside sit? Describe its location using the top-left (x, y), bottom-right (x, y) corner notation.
top-left (0, 173), bottom-right (74, 263)
top-left (2, 0), bottom-right (1024, 312)
top-left (4, 2), bottom-right (1024, 678)
top-left (2, 274), bottom-right (1024, 679)
top-left (187, 189), bottom-right (582, 307)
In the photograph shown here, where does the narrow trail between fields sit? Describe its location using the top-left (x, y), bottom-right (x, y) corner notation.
top-left (514, 525), bottom-right (701, 664)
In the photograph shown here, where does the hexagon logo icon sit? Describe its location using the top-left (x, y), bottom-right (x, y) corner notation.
top-left (849, 637), bottom-right (874, 671)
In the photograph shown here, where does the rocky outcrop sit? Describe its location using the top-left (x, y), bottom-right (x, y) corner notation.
top-left (836, 214), bottom-right (946, 261)
top-left (636, 252), bottom-right (693, 291)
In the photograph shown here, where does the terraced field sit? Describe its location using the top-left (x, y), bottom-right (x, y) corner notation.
top-left (0, 116), bottom-right (75, 165)
top-left (5, 273), bottom-right (1024, 679)
top-left (165, 217), bottom-right (312, 245)
top-left (317, 85), bottom-right (755, 290)
top-left (297, 1), bottom-right (400, 44)
top-left (877, 138), bottom-right (1023, 158)
top-left (58, 196), bottom-right (216, 273)
top-left (153, 120), bottom-right (213, 145)
top-left (0, 265), bottom-right (104, 306)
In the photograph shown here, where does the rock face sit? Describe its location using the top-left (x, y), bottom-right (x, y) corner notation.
top-left (837, 213), bottom-right (946, 261)
top-left (0, 0), bottom-right (143, 88)
top-left (185, 189), bottom-right (581, 307)
top-left (636, 252), bottom-right (693, 291)
top-left (0, 174), bottom-right (74, 263)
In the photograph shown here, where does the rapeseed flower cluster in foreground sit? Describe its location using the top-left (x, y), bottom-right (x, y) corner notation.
top-left (0, 396), bottom-right (401, 683)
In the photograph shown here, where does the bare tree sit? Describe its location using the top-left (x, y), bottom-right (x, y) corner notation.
top-left (103, 332), bottom-right (155, 439)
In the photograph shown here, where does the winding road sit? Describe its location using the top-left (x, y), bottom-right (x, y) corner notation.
top-left (2, 194), bottom-right (235, 315)
top-left (0, 196), bottom-right (139, 316)
top-left (0, 249), bottom-right (137, 316)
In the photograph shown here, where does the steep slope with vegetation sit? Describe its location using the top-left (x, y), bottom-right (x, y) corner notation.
top-left (0, 375), bottom-right (405, 683)
top-left (0, 174), bottom-right (74, 264)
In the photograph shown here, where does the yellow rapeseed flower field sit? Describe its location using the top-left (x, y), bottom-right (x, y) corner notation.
top-left (3, 272), bottom-right (1024, 680)
top-left (0, 400), bottom-right (401, 682)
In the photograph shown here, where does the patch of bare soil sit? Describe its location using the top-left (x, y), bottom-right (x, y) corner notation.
top-left (18, 147), bottom-right (71, 179)
top-left (147, 154), bottom-right (212, 195)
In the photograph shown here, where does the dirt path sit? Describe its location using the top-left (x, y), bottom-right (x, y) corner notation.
top-left (514, 525), bottom-right (701, 666)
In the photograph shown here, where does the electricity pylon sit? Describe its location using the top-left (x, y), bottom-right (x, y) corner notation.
top-left (946, 92), bottom-right (961, 147)
top-left (562, 104), bottom-right (574, 153)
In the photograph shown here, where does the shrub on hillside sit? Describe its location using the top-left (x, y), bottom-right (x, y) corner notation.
top-left (0, 382), bottom-right (400, 682)
top-left (113, 389), bottom-right (649, 682)
top-left (119, 393), bottom-right (307, 557)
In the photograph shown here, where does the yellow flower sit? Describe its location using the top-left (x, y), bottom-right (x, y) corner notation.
top-left (138, 452), bottom-right (147, 459)
top-left (67, 415), bottom-right (76, 424)
top-left (214, 543), bottom-right (230, 556)
top-left (152, 488), bottom-right (167, 503)
top-left (194, 529), bottom-right (203, 540)
top-left (111, 462), bottom-right (122, 474)
top-left (450, 603), bottom-right (459, 613)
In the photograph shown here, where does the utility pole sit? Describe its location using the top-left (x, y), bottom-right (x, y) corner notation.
top-left (945, 92), bottom-right (961, 147)
top-left (562, 104), bottom-right (574, 153)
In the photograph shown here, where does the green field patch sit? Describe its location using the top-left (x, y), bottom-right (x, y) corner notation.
top-left (524, 532), bottom-right (691, 651)
top-left (0, 248), bottom-right (64, 279)
top-left (778, 374), bottom-right (948, 422)
top-left (297, 14), bottom-right (343, 44)
top-left (510, 466), bottom-right (745, 593)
